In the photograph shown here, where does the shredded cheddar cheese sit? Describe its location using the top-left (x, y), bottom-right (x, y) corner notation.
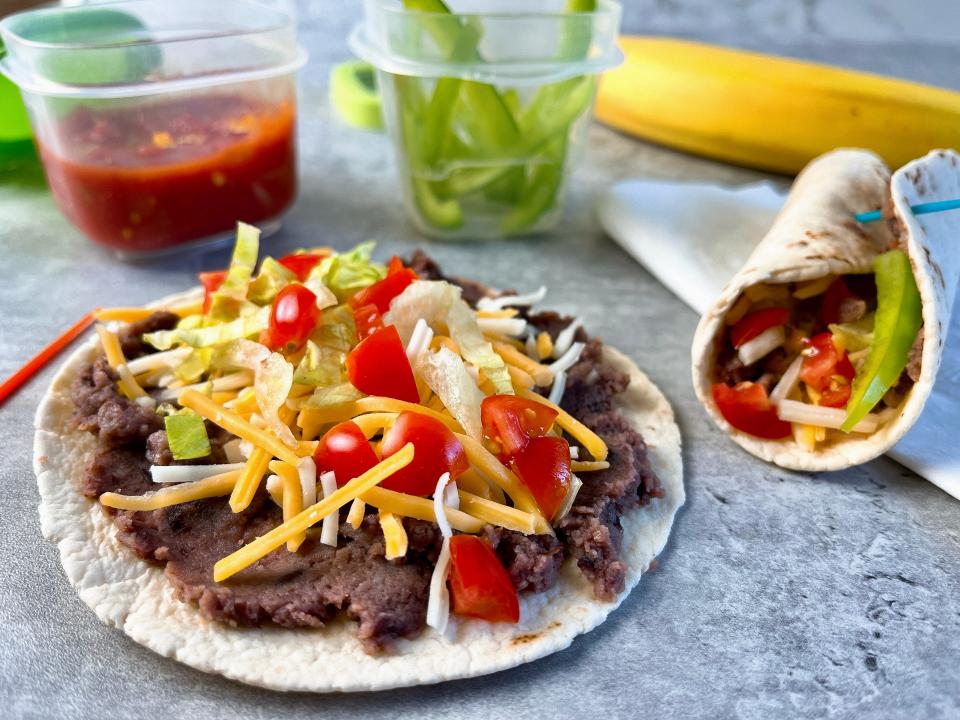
top-left (361, 486), bottom-right (485, 534)
top-left (506, 364), bottom-right (535, 391)
top-left (181, 389), bottom-right (301, 466)
top-left (100, 470), bottom-right (240, 511)
top-left (346, 498), bottom-right (366, 529)
top-left (213, 443), bottom-right (415, 582)
top-left (297, 397), bottom-right (463, 437)
top-left (536, 331), bottom-right (554, 360)
top-left (491, 341), bottom-right (554, 386)
top-left (380, 512), bottom-right (408, 560)
top-left (570, 460), bottom-right (610, 472)
top-left (271, 461), bottom-right (304, 552)
top-left (352, 412), bottom-right (397, 438)
top-left (519, 389), bottom-right (609, 461)
top-left (230, 446), bottom-right (272, 513)
top-left (476, 308), bottom-right (519, 319)
top-left (96, 325), bottom-right (149, 399)
top-left (94, 302), bottom-right (202, 323)
top-left (457, 490), bottom-right (537, 534)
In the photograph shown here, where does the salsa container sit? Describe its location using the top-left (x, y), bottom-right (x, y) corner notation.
top-left (0, 0), bottom-right (307, 256)
top-left (350, 0), bottom-right (622, 240)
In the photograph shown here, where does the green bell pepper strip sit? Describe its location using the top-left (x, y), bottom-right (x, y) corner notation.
top-left (841, 249), bottom-right (923, 432)
top-left (500, 135), bottom-right (567, 235)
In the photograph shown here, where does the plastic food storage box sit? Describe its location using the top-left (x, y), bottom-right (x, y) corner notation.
top-left (350, 0), bottom-right (622, 240)
top-left (0, 0), bottom-right (306, 256)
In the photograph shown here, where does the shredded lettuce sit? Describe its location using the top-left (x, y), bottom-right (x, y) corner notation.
top-left (212, 338), bottom-right (271, 372)
top-left (311, 304), bottom-right (359, 352)
top-left (301, 382), bottom-right (364, 409)
top-left (830, 313), bottom-right (875, 353)
top-left (144, 306), bottom-right (270, 350)
top-left (208, 222), bottom-right (261, 319)
top-left (164, 413), bottom-right (211, 460)
top-left (294, 340), bottom-right (346, 387)
top-left (308, 242), bottom-right (385, 300)
top-left (385, 280), bottom-right (513, 394)
top-left (256, 352), bottom-right (296, 447)
top-left (248, 257), bottom-right (297, 305)
top-left (174, 348), bottom-right (212, 383)
top-left (417, 347), bottom-right (485, 439)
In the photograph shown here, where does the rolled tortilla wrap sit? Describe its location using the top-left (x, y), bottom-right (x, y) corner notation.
top-left (692, 148), bottom-right (960, 471)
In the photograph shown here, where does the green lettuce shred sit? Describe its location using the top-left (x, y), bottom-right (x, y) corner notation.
top-left (308, 242), bottom-right (385, 300)
top-left (301, 382), bottom-right (365, 409)
top-left (144, 306), bottom-right (270, 351)
top-left (174, 348), bottom-right (213, 383)
top-left (248, 257), bottom-right (297, 305)
top-left (208, 222), bottom-right (261, 318)
top-left (164, 413), bottom-right (211, 460)
top-left (294, 340), bottom-right (347, 387)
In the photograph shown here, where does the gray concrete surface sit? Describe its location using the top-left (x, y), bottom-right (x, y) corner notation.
top-left (1, 1), bottom-right (959, 718)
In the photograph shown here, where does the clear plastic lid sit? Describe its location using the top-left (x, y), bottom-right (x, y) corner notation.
top-left (350, 0), bottom-right (623, 85)
top-left (0, 0), bottom-right (306, 97)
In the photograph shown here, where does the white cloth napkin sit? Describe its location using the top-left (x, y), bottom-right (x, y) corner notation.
top-left (597, 179), bottom-right (960, 500)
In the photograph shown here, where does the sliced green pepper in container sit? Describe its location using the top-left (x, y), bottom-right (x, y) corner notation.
top-left (842, 249), bottom-right (923, 431)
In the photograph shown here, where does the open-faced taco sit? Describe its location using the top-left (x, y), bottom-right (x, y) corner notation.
top-left (34, 226), bottom-right (683, 691)
top-left (692, 148), bottom-right (960, 470)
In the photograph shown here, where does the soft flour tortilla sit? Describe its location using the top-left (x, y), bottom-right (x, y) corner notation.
top-left (692, 148), bottom-right (960, 471)
top-left (33, 290), bottom-right (683, 692)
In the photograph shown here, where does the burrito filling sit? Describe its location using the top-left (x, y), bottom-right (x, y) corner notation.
top-left (69, 224), bottom-right (662, 653)
top-left (710, 248), bottom-right (923, 449)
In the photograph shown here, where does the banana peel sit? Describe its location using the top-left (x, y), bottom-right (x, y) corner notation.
top-left (596, 36), bottom-right (960, 175)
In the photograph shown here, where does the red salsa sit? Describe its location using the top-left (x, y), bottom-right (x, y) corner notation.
top-left (38, 94), bottom-right (297, 252)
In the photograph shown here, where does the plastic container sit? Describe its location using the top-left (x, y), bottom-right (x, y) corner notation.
top-left (0, 0), bottom-right (307, 256)
top-left (350, 0), bottom-right (622, 240)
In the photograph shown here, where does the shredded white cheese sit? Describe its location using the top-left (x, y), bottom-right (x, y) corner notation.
top-left (548, 369), bottom-right (567, 405)
top-left (525, 334), bottom-right (539, 360)
top-left (150, 463), bottom-right (245, 484)
top-left (738, 326), bottom-right (785, 366)
top-left (405, 318), bottom-right (434, 366)
top-left (319, 471), bottom-right (339, 547)
top-left (426, 472), bottom-right (454, 636)
top-left (553, 318), bottom-right (583, 358)
top-left (549, 341), bottom-right (584, 375)
top-left (476, 317), bottom-right (527, 337)
top-left (776, 399), bottom-right (881, 433)
top-left (769, 354), bottom-right (804, 405)
top-left (476, 286), bottom-right (547, 311)
top-left (554, 474), bottom-right (583, 523)
top-left (298, 456), bottom-right (318, 508)
top-left (156, 371), bottom-right (253, 401)
top-left (569, 445), bottom-right (580, 460)
top-left (126, 347), bottom-right (192, 376)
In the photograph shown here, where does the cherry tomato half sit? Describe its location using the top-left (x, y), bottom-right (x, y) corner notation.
top-left (352, 303), bottom-right (384, 340)
top-left (481, 394), bottom-right (558, 459)
top-left (379, 412), bottom-right (468, 496)
top-left (199, 269), bottom-right (228, 314)
top-left (260, 283), bottom-right (321, 352)
top-left (278, 252), bottom-right (326, 282)
top-left (448, 535), bottom-right (519, 623)
top-left (712, 382), bottom-right (792, 439)
top-left (348, 256), bottom-right (417, 314)
top-left (800, 333), bottom-right (856, 408)
top-left (314, 420), bottom-right (380, 487)
top-left (345, 325), bottom-right (420, 403)
top-left (511, 435), bottom-right (572, 521)
top-left (730, 307), bottom-right (790, 349)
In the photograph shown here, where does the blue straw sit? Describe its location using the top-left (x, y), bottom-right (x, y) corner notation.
top-left (856, 198), bottom-right (960, 223)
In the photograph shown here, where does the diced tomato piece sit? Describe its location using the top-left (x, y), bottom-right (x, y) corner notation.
top-left (314, 420), bottom-right (379, 487)
top-left (712, 382), bottom-right (792, 439)
top-left (510, 436), bottom-right (571, 521)
top-left (820, 277), bottom-right (857, 326)
top-left (352, 303), bottom-right (384, 340)
top-left (730, 307), bottom-right (790, 349)
top-left (348, 256), bottom-right (417, 314)
top-left (278, 252), bottom-right (326, 281)
top-left (481, 394), bottom-right (558, 459)
top-left (260, 283), bottom-right (321, 352)
top-left (447, 535), bottom-right (519, 623)
top-left (379, 412), bottom-right (469, 496)
top-left (345, 325), bottom-right (420, 403)
top-left (199, 269), bottom-right (228, 314)
top-left (801, 333), bottom-right (856, 408)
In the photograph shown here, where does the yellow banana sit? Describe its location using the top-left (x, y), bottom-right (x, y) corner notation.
top-left (596, 36), bottom-right (960, 175)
